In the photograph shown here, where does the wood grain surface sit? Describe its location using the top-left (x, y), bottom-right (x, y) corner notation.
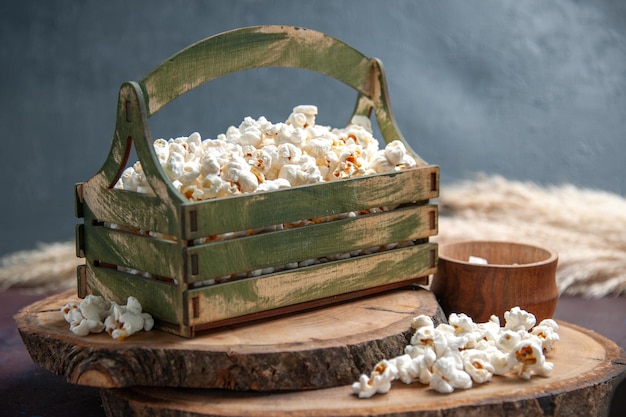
top-left (98, 322), bottom-right (626, 417)
top-left (15, 287), bottom-right (445, 391)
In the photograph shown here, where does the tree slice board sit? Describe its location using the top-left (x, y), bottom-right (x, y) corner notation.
top-left (98, 322), bottom-right (626, 417)
top-left (15, 287), bottom-right (446, 391)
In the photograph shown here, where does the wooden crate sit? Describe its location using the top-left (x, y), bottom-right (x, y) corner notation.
top-left (74, 25), bottom-right (439, 337)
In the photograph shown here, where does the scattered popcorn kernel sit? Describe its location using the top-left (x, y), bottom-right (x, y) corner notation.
top-left (411, 314), bottom-right (434, 330)
top-left (392, 354), bottom-right (418, 384)
top-left (461, 349), bottom-right (495, 384)
top-left (504, 307), bottom-right (537, 332)
top-left (351, 374), bottom-right (379, 399)
top-left (496, 329), bottom-right (522, 353)
top-left (531, 323), bottom-right (560, 354)
top-left (448, 312), bottom-right (476, 336)
top-left (468, 255), bottom-right (488, 264)
top-left (61, 295), bottom-right (111, 336)
top-left (430, 356), bottom-right (473, 394)
top-left (398, 349), bottom-right (436, 385)
top-left (513, 339), bottom-right (554, 379)
top-left (351, 359), bottom-right (397, 398)
top-left (105, 298), bottom-right (153, 341)
top-left (61, 302), bottom-right (82, 323)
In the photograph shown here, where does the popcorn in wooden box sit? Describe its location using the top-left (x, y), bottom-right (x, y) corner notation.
top-left (114, 105), bottom-right (417, 201)
top-left (74, 25), bottom-right (439, 337)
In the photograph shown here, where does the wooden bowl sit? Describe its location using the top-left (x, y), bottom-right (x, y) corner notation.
top-left (430, 241), bottom-right (558, 324)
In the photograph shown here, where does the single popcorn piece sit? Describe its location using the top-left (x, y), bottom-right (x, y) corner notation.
top-left (475, 315), bottom-right (501, 343)
top-left (105, 296), bottom-right (155, 341)
top-left (484, 344), bottom-right (516, 376)
top-left (395, 350), bottom-right (436, 385)
top-left (392, 354), bottom-right (417, 384)
top-left (61, 302), bottom-right (82, 324)
top-left (410, 325), bottom-right (449, 358)
top-left (60, 295), bottom-right (111, 336)
top-left (351, 359), bottom-right (397, 398)
top-left (496, 329), bottom-right (522, 353)
top-left (448, 312), bottom-right (476, 335)
top-left (512, 339), bottom-right (554, 379)
top-left (504, 306), bottom-right (537, 332)
top-left (411, 314), bottom-right (434, 330)
top-left (429, 355), bottom-right (473, 394)
top-left (351, 374), bottom-right (379, 399)
top-left (384, 140), bottom-right (407, 165)
top-left (531, 319), bottom-right (560, 354)
top-left (468, 255), bottom-right (488, 265)
top-left (461, 349), bottom-right (496, 384)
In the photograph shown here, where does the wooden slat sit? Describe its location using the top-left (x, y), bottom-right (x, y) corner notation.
top-left (182, 165), bottom-right (439, 240)
top-left (185, 204), bottom-right (437, 283)
top-left (83, 223), bottom-right (182, 281)
top-left (185, 242), bottom-right (437, 325)
top-left (82, 183), bottom-right (181, 237)
top-left (84, 263), bottom-right (181, 326)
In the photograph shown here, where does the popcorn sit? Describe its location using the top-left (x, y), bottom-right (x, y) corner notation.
top-left (461, 349), bottom-right (495, 384)
top-left (104, 296), bottom-right (154, 341)
top-left (468, 255), bottom-right (488, 265)
top-left (504, 306), bottom-right (537, 332)
top-left (410, 325), bottom-right (448, 358)
top-left (384, 140), bottom-right (408, 166)
top-left (496, 329), bottom-right (522, 353)
top-left (411, 314), bottom-right (434, 330)
top-left (153, 138), bottom-right (170, 164)
top-left (429, 356), bottom-right (473, 394)
top-left (395, 350), bottom-right (436, 385)
top-left (114, 105), bottom-right (418, 199)
top-left (61, 295), bottom-right (153, 340)
top-left (60, 295), bottom-right (111, 336)
top-left (512, 339), bottom-right (554, 379)
top-left (351, 359), bottom-right (397, 398)
top-left (352, 306), bottom-right (559, 398)
top-left (392, 354), bottom-right (418, 384)
top-left (531, 319), bottom-right (560, 354)
top-left (476, 315), bottom-right (501, 343)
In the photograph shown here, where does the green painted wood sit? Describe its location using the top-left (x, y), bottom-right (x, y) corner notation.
top-left (81, 185), bottom-right (179, 237)
top-left (83, 223), bottom-right (182, 281)
top-left (79, 83), bottom-right (184, 235)
top-left (186, 242), bottom-right (437, 325)
top-left (84, 263), bottom-right (181, 326)
top-left (185, 204), bottom-right (437, 283)
top-left (182, 165), bottom-right (439, 240)
top-left (141, 26), bottom-right (373, 117)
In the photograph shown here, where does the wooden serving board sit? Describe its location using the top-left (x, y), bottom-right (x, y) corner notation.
top-left (15, 287), bottom-right (445, 391)
top-left (99, 322), bottom-right (626, 417)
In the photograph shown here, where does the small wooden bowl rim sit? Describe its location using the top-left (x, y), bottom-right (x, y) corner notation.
top-left (438, 240), bottom-right (558, 269)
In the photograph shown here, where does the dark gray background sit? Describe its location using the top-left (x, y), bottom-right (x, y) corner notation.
top-left (1, 0), bottom-right (625, 257)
